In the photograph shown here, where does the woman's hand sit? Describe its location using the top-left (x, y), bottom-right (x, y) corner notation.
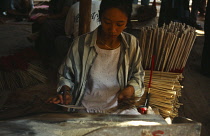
top-left (46, 86), bottom-right (72, 105)
top-left (47, 92), bottom-right (72, 105)
top-left (118, 85), bottom-right (134, 101)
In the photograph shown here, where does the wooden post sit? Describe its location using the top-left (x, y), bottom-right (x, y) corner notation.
top-left (79, 0), bottom-right (92, 35)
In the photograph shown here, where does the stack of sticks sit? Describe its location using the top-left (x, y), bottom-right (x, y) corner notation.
top-left (139, 22), bottom-right (197, 72)
top-left (0, 62), bottom-right (47, 91)
top-left (137, 70), bottom-right (183, 118)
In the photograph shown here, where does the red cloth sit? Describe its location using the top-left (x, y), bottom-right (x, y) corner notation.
top-left (0, 48), bottom-right (39, 71)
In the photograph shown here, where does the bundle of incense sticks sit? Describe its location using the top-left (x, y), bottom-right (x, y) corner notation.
top-left (139, 22), bottom-right (197, 73)
top-left (137, 70), bottom-right (183, 119)
top-left (0, 62), bottom-right (47, 91)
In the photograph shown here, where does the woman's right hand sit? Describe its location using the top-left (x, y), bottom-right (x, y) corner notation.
top-left (46, 85), bottom-right (72, 105)
top-left (46, 92), bottom-right (72, 105)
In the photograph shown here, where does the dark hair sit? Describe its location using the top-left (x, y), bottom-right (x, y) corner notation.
top-left (99, 0), bottom-right (133, 22)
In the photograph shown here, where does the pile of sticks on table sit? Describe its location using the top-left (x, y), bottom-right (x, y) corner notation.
top-left (0, 62), bottom-right (47, 92)
top-left (139, 22), bottom-right (197, 72)
top-left (0, 48), bottom-right (48, 92)
top-left (138, 70), bottom-right (183, 119)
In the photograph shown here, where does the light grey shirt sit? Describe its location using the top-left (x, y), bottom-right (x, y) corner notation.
top-left (57, 26), bottom-right (145, 108)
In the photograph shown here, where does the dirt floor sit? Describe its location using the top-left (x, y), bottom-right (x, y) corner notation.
top-left (0, 9), bottom-right (210, 136)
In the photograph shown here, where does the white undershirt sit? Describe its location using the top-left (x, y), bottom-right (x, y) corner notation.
top-left (82, 45), bottom-right (121, 113)
top-left (81, 45), bottom-right (140, 115)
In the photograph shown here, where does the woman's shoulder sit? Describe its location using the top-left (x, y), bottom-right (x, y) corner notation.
top-left (121, 31), bottom-right (138, 40)
top-left (77, 30), bottom-right (95, 40)
top-left (121, 31), bottom-right (139, 46)
top-left (72, 30), bottom-right (96, 47)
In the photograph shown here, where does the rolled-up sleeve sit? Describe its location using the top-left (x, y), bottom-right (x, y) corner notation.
top-left (127, 38), bottom-right (145, 97)
top-left (57, 41), bottom-right (77, 92)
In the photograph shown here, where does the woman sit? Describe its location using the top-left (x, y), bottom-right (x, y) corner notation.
top-left (48, 0), bottom-right (145, 115)
top-left (54, 0), bottom-right (101, 63)
top-left (29, 0), bottom-right (76, 59)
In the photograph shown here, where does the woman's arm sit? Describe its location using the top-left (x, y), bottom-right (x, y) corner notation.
top-left (118, 85), bottom-right (135, 100)
top-left (124, 37), bottom-right (145, 98)
top-left (47, 39), bottom-right (77, 105)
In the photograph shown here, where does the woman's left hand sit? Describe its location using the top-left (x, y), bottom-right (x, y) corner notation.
top-left (118, 85), bottom-right (134, 101)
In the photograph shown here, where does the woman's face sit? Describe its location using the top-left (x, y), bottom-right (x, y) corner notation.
top-left (101, 8), bottom-right (128, 40)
